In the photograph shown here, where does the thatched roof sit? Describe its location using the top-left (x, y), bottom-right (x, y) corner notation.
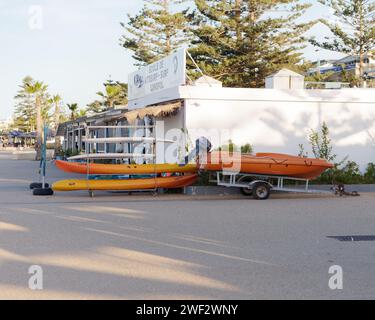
top-left (123, 101), bottom-right (182, 123)
top-left (56, 100), bottom-right (182, 135)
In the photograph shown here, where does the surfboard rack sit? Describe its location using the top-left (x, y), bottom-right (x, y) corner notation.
top-left (82, 123), bottom-right (160, 197)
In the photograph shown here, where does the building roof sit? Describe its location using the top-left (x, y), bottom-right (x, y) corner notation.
top-left (266, 68), bottom-right (304, 79)
top-left (56, 101), bottom-right (182, 135)
top-left (193, 75), bottom-right (223, 87)
top-left (123, 101), bottom-right (182, 123)
top-left (335, 54), bottom-right (374, 65)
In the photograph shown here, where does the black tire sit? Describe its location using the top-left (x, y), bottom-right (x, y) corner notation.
top-left (30, 182), bottom-right (49, 190)
top-left (252, 182), bottom-right (271, 200)
top-left (241, 187), bottom-right (253, 196)
top-left (33, 188), bottom-right (54, 196)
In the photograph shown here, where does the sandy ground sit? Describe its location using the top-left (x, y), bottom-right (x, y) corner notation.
top-left (0, 155), bottom-right (375, 299)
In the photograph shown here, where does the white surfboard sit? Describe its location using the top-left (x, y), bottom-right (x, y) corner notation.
top-left (68, 153), bottom-right (155, 160)
top-left (82, 137), bottom-right (175, 144)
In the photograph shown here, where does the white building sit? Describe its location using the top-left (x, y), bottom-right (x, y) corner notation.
top-left (127, 49), bottom-right (375, 170)
top-left (61, 49), bottom-right (375, 171)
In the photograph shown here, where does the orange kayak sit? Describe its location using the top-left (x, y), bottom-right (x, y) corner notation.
top-left (55, 160), bottom-right (197, 175)
top-left (52, 174), bottom-right (198, 191)
top-left (55, 152), bottom-right (333, 180)
top-left (202, 152), bottom-right (333, 179)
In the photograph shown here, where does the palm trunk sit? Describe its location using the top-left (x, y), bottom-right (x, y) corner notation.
top-left (35, 95), bottom-right (42, 161)
top-left (54, 102), bottom-right (61, 157)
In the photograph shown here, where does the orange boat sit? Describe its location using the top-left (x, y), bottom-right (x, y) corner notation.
top-left (55, 160), bottom-right (197, 175)
top-left (202, 152), bottom-right (333, 180)
top-left (52, 174), bottom-right (198, 191)
top-left (55, 152), bottom-right (333, 180)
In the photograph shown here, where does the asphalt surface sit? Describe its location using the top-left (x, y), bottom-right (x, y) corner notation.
top-left (0, 155), bottom-right (375, 299)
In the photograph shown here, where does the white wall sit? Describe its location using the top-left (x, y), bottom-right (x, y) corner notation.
top-left (155, 106), bottom-right (185, 163)
top-left (181, 87), bottom-right (375, 170)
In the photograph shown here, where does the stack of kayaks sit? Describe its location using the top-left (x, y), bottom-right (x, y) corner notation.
top-left (52, 160), bottom-right (198, 192)
top-left (52, 152), bottom-right (333, 192)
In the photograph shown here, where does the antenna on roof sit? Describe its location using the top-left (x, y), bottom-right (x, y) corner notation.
top-left (185, 50), bottom-right (212, 87)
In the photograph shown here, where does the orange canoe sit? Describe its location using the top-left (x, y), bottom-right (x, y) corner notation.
top-left (52, 174), bottom-right (198, 191)
top-left (55, 160), bottom-right (197, 175)
top-left (202, 152), bottom-right (333, 179)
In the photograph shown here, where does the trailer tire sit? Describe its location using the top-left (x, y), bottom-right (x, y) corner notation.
top-left (241, 187), bottom-right (253, 196)
top-left (252, 182), bottom-right (270, 200)
top-left (30, 182), bottom-right (49, 190)
top-left (33, 188), bottom-right (54, 196)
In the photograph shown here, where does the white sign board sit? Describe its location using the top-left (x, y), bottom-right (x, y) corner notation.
top-left (128, 48), bottom-right (186, 101)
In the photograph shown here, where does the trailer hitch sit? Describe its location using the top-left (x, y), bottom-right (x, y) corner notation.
top-left (332, 184), bottom-right (360, 197)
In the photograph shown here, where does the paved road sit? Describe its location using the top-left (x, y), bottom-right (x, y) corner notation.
top-left (0, 157), bottom-right (375, 299)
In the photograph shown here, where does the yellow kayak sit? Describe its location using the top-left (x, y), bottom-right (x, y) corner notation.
top-left (52, 174), bottom-right (198, 191)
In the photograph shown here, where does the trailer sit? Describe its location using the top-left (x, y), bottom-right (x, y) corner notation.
top-left (215, 171), bottom-right (332, 200)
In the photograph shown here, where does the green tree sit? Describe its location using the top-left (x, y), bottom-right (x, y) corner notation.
top-left (188, 0), bottom-right (315, 87)
top-left (304, 70), bottom-right (336, 88)
top-left (87, 80), bottom-right (128, 114)
top-left (120, 0), bottom-right (191, 66)
top-left (86, 100), bottom-right (105, 115)
top-left (13, 77), bottom-right (36, 133)
top-left (49, 95), bottom-right (62, 131)
top-left (96, 80), bottom-right (128, 109)
top-left (49, 95), bottom-right (63, 153)
top-left (67, 103), bottom-right (79, 121)
top-left (309, 0), bottom-right (375, 87)
top-left (24, 80), bottom-right (49, 160)
top-left (77, 108), bottom-right (87, 118)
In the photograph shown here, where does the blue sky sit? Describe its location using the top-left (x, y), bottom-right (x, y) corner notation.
top-left (0, 0), bottom-right (345, 119)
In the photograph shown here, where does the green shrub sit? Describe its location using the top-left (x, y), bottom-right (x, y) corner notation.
top-left (309, 122), bottom-right (336, 162)
top-left (364, 163), bottom-right (375, 183)
top-left (306, 123), bottom-right (373, 185)
top-left (218, 140), bottom-right (253, 154)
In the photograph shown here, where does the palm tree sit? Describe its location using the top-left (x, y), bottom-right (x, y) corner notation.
top-left (67, 103), bottom-right (79, 121)
top-left (25, 81), bottom-right (48, 160)
top-left (77, 108), bottom-right (87, 118)
top-left (50, 95), bottom-right (62, 154)
top-left (50, 95), bottom-right (62, 130)
top-left (96, 81), bottom-right (128, 109)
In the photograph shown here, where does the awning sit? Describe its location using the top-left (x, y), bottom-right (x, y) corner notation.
top-left (55, 101), bottom-right (182, 134)
top-left (123, 101), bottom-right (183, 123)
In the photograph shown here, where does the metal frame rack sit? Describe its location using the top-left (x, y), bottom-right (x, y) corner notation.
top-left (70, 124), bottom-right (158, 197)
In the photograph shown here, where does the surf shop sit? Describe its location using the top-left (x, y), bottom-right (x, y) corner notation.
top-left (52, 48), bottom-right (375, 198)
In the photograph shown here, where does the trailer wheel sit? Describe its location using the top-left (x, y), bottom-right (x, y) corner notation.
top-left (30, 182), bottom-right (49, 190)
top-left (252, 182), bottom-right (270, 200)
top-left (241, 187), bottom-right (253, 196)
top-left (33, 188), bottom-right (54, 196)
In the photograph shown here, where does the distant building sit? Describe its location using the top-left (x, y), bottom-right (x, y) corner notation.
top-left (0, 118), bottom-right (11, 133)
top-left (307, 54), bottom-right (375, 86)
